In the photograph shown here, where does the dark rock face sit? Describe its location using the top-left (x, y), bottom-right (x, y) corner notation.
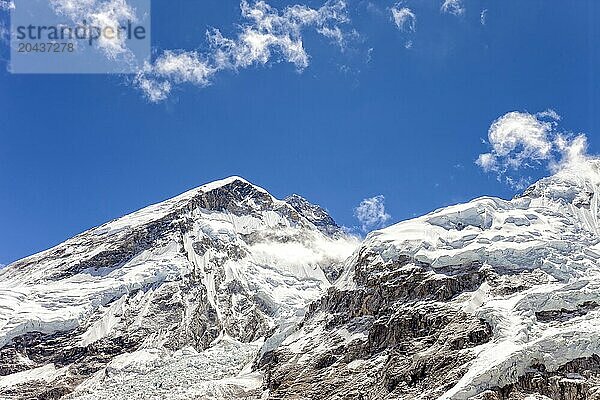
top-left (536, 302), bottom-right (600, 323)
top-left (260, 250), bottom-right (494, 400)
top-left (53, 216), bottom-right (178, 280)
top-left (478, 356), bottom-right (600, 400)
top-left (0, 327), bottom-right (142, 399)
top-left (284, 194), bottom-right (344, 238)
top-left (190, 180), bottom-right (301, 223)
top-left (257, 238), bottom-right (600, 400)
top-left (2, 384), bottom-right (72, 400)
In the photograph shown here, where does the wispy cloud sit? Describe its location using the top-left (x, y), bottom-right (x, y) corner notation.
top-left (354, 195), bottom-right (391, 232)
top-left (0, 1), bottom-right (14, 10)
top-left (480, 9), bottom-right (487, 25)
top-left (441, 0), bottom-right (465, 16)
top-left (391, 3), bottom-right (416, 33)
top-left (0, 20), bottom-right (8, 46)
top-left (48, 0), bottom-right (139, 59)
top-left (477, 111), bottom-right (556, 172)
top-left (136, 51), bottom-right (214, 102)
top-left (0, 2), bottom-right (11, 51)
top-left (136, 0), bottom-right (352, 102)
top-left (476, 109), bottom-right (591, 189)
top-left (24, 0), bottom-right (350, 101)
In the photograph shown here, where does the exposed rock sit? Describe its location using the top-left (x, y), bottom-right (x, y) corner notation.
top-left (260, 253), bottom-right (493, 400)
top-left (284, 194), bottom-right (344, 238)
top-left (536, 302), bottom-right (600, 323)
top-left (480, 356), bottom-right (600, 400)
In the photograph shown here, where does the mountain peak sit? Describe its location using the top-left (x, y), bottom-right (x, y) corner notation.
top-left (284, 193), bottom-right (343, 237)
top-left (197, 176), bottom-right (253, 192)
top-left (0, 176), bottom-right (359, 399)
top-left (519, 158), bottom-right (600, 209)
top-left (187, 176), bottom-right (279, 216)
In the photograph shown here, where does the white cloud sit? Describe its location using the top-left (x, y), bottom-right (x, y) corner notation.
top-left (0, 1), bottom-right (14, 10)
top-left (0, 19), bottom-right (8, 44)
top-left (441, 0), bottom-right (465, 16)
top-left (49, 0), bottom-right (138, 59)
top-left (536, 108), bottom-right (561, 121)
top-left (391, 4), bottom-right (416, 32)
top-left (476, 152), bottom-right (497, 172)
top-left (135, 74), bottom-right (172, 103)
top-left (36, 0), bottom-right (350, 99)
top-left (481, 111), bottom-right (555, 169)
top-left (152, 51), bottom-right (214, 86)
top-left (0, 2), bottom-right (13, 48)
top-left (477, 109), bottom-right (592, 188)
top-left (318, 25), bottom-right (348, 50)
top-left (480, 9), bottom-right (487, 25)
top-left (249, 235), bottom-right (358, 270)
top-left (136, 0), bottom-right (351, 101)
top-left (135, 51), bottom-right (215, 101)
top-left (354, 195), bottom-right (391, 232)
top-left (552, 133), bottom-right (589, 172)
top-left (366, 47), bottom-right (373, 63)
top-left (504, 176), bottom-right (532, 191)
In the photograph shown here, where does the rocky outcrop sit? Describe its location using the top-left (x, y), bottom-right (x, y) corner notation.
top-left (284, 194), bottom-right (343, 238)
top-left (477, 356), bottom-right (600, 400)
top-left (260, 251), bottom-right (493, 399)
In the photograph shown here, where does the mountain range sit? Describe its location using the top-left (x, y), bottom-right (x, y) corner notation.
top-left (2, 161), bottom-right (600, 399)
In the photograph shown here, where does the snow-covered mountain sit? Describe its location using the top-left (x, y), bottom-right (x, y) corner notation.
top-left (263, 160), bottom-right (600, 400)
top-left (3, 162), bottom-right (600, 399)
top-left (0, 177), bottom-right (358, 399)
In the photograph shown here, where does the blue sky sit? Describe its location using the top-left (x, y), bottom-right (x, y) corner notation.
top-left (1, 0), bottom-right (599, 264)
